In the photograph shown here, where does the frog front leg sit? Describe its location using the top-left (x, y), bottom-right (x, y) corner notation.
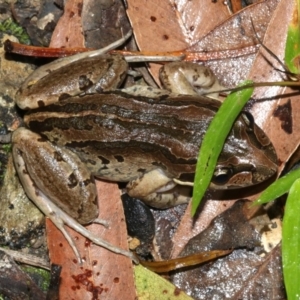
top-left (126, 169), bottom-right (191, 208)
top-left (12, 128), bottom-right (137, 263)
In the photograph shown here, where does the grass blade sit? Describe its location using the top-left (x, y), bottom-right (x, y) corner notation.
top-left (282, 178), bottom-right (300, 299)
top-left (253, 168), bottom-right (300, 205)
top-left (285, 0), bottom-right (300, 74)
top-left (191, 81), bottom-right (253, 215)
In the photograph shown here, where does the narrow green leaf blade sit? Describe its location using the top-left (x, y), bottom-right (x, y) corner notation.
top-left (253, 168), bottom-right (300, 205)
top-left (285, 0), bottom-right (300, 74)
top-left (191, 81), bottom-right (253, 215)
top-left (283, 178), bottom-right (300, 299)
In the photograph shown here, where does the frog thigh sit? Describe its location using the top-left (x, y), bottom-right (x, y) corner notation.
top-left (126, 169), bottom-right (190, 208)
top-left (12, 128), bottom-right (98, 224)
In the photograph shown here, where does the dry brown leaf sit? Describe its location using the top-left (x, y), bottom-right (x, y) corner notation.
top-left (126, 0), bottom-right (280, 86)
top-left (50, 0), bottom-right (85, 48)
top-left (126, 0), bottom-right (230, 83)
top-left (171, 202), bottom-right (284, 299)
top-left (189, 0), bottom-right (280, 87)
top-left (172, 246), bottom-right (284, 299)
top-left (247, 0), bottom-right (299, 174)
top-left (191, 0), bottom-right (279, 52)
top-left (127, 0), bottom-right (230, 51)
top-left (171, 199), bottom-right (237, 258)
top-left (46, 181), bottom-right (135, 300)
top-left (179, 200), bottom-right (263, 257)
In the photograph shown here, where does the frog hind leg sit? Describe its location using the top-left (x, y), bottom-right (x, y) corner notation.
top-left (19, 177), bottom-right (137, 263)
top-left (12, 128), bottom-right (137, 263)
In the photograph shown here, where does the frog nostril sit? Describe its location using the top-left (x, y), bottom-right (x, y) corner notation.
top-left (37, 100), bottom-right (45, 107)
top-left (114, 155), bottom-right (124, 162)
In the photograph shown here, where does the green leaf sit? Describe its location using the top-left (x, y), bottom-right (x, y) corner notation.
top-left (253, 168), bottom-right (300, 205)
top-left (281, 3), bottom-right (300, 299)
top-left (282, 178), bottom-right (300, 299)
top-left (191, 81), bottom-right (253, 215)
top-left (134, 265), bottom-right (193, 300)
top-left (285, 0), bottom-right (300, 74)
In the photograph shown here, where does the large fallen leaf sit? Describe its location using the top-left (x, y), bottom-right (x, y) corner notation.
top-left (126, 0), bottom-right (280, 85)
top-left (172, 246), bottom-right (284, 300)
top-left (171, 199), bottom-right (237, 258)
top-left (171, 202), bottom-right (284, 299)
top-left (248, 0), bottom-right (298, 175)
top-left (50, 0), bottom-right (85, 48)
top-left (126, 0), bottom-right (229, 84)
top-left (127, 0), bottom-right (229, 51)
top-left (46, 181), bottom-right (135, 300)
top-left (180, 200), bottom-right (263, 257)
top-left (189, 0), bottom-right (280, 87)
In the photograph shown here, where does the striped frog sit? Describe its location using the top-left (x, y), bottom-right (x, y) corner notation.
top-left (12, 53), bottom-right (277, 261)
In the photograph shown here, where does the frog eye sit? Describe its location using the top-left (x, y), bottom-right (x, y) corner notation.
top-left (211, 167), bottom-right (233, 185)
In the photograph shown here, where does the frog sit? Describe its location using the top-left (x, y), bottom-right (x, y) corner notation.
top-left (11, 49), bottom-right (278, 263)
